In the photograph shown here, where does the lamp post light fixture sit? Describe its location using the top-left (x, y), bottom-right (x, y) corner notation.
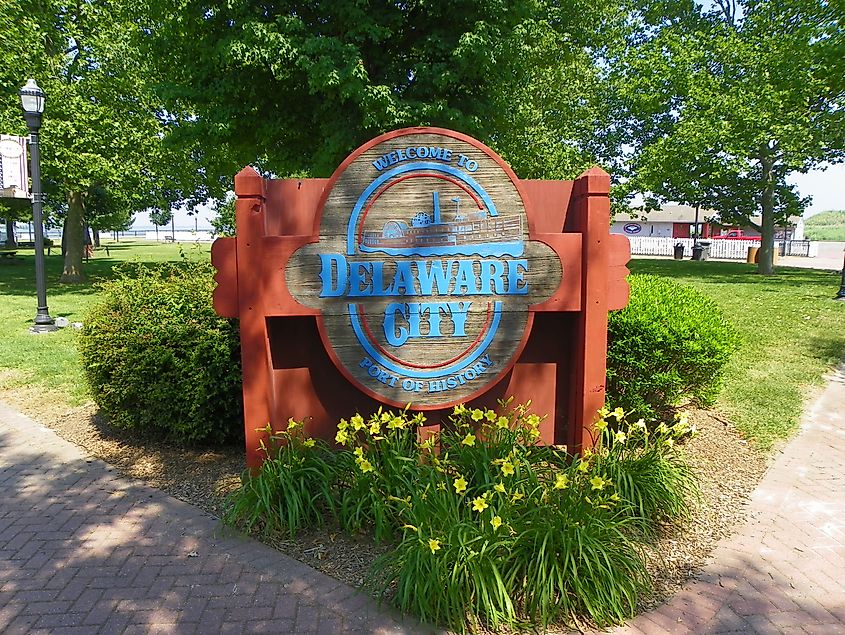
top-left (19, 78), bottom-right (57, 333)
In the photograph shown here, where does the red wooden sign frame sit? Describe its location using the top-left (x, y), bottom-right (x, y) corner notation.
top-left (212, 127), bottom-right (630, 468)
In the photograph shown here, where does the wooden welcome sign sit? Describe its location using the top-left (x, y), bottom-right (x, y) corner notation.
top-left (212, 128), bottom-right (630, 467)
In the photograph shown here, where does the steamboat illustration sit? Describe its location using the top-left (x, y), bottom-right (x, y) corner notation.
top-left (359, 191), bottom-right (524, 257)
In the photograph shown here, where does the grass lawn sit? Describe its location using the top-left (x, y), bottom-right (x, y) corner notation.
top-left (0, 240), bottom-right (209, 403)
top-left (629, 259), bottom-right (845, 449)
top-left (1, 242), bottom-right (842, 451)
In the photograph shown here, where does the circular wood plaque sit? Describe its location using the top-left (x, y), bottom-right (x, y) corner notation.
top-left (286, 128), bottom-right (561, 408)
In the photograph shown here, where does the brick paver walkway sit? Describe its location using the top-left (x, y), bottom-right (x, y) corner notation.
top-left (606, 364), bottom-right (845, 635)
top-left (3, 363), bottom-right (844, 635)
top-left (0, 403), bottom-right (438, 634)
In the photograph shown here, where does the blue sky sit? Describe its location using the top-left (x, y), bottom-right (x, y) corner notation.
top-left (788, 164), bottom-right (845, 217)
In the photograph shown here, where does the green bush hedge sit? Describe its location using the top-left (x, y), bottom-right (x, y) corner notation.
top-left (606, 274), bottom-right (739, 421)
top-left (78, 260), bottom-right (243, 444)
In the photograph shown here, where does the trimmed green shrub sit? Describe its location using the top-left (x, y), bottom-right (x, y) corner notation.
top-left (78, 260), bottom-right (243, 443)
top-left (606, 274), bottom-right (739, 422)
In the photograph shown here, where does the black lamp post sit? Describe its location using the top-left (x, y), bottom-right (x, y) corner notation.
top-left (835, 251), bottom-right (845, 301)
top-left (20, 79), bottom-right (57, 333)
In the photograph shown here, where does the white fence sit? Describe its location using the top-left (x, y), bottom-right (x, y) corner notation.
top-left (626, 237), bottom-right (819, 260)
top-left (627, 237), bottom-right (759, 259)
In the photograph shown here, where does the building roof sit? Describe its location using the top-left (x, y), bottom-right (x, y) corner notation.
top-left (614, 205), bottom-right (717, 223)
top-left (615, 205), bottom-right (801, 226)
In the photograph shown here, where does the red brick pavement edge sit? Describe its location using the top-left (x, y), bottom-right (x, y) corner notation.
top-left (599, 363), bottom-right (845, 635)
top-left (0, 402), bottom-right (441, 635)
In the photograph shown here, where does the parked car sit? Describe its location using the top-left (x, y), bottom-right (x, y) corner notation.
top-left (712, 229), bottom-right (753, 239)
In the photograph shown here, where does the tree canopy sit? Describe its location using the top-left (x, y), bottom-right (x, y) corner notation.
top-left (141, 0), bottom-right (627, 182)
top-left (0, 0), bottom-right (205, 280)
top-left (614, 0), bottom-right (845, 272)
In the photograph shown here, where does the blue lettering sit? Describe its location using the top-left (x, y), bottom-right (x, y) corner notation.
top-left (372, 156), bottom-right (390, 171)
top-left (452, 260), bottom-right (478, 295)
top-left (446, 301), bottom-right (471, 336)
top-left (391, 261), bottom-right (415, 295)
top-left (348, 260), bottom-right (373, 297)
top-left (384, 303), bottom-right (409, 346)
top-left (416, 260), bottom-right (455, 295)
top-left (370, 261), bottom-right (390, 296)
top-left (508, 259), bottom-right (529, 295)
top-left (479, 260), bottom-right (506, 294)
top-left (319, 254), bottom-right (348, 297)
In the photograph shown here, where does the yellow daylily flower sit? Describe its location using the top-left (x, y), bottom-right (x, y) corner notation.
top-left (490, 516), bottom-right (503, 530)
top-left (577, 459), bottom-right (590, 473)
top-left (369, 421), bottom-right (381, 435)
top-left (511, 491), bottom-right (524, 502)
top-left (303, 438), bottom-right (316, 448)
top-left (350, 414), bottom-right (365, 429)
top-left (461, 433), bottom-right (476, 447)
top-left (484, 409), bottom-right (497, 422)
top-left (494, 482), bottom-right (506, 494)
top-left (496, 416), bottom-right (510, 429)
top-left (615, 431), bottom-right (627, 444)
top-left (453, 476), bottom-right (468, 494)
top-left (335, 429), bottom-right (349, 445)
top-left (338, 418), bottom-right (349, 431)
top-left (554, 473), bottom-right (569, 490)
top-left (428, 538), bottom-right (441, 553)
top-left (471, 496), bottom-right (488, 512)
top-left (353, 446), bottom-right (364, 459)
top-left (453, 404), bottom-right (467, 415)
top-left (287, 418), bottom-right (300, 430)
top-left (595, 418), bottom-right (608, 432)
top-left (500, 461), bottom-right (515, 477)
top-left (612, 407), bottom-right (625, 420)
top-left (471, 409), bottom-right (484, 422)
top-left (358, 459), bottom-right (374, 473)
top-left (590, 475), bottom-right (607, 490)
top-left (526, 414), bottom-right (541, 428)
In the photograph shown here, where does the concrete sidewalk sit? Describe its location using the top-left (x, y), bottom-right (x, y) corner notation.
top-left (605, 363), bottom-right (845, 635)
top-left (0, 403), bottom-right (437, 634)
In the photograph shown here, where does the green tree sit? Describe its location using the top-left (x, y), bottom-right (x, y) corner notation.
top-left (0, 0), bottom-right (205, 281)
top-left (615, 0), bottom-right (845, 273)
top-left (140, 0), bottom-right (626, 182)
top-left (210, 196), bottom-right (235, 237)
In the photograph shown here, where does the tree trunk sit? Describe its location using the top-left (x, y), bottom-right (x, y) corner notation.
top-left (4, 218), bottom-right (15, 247)
top-left (93, 228), bottom-right (100, 247)
top-left (61, 191), bottom-right (86, 283)
top-left (757, 154), bottom-right (776, 275)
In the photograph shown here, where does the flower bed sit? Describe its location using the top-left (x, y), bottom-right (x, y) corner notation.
top-left (225, 403), bottom-right (698, 631)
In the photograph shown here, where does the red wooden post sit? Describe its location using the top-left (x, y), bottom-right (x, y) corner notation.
top-left (233, 167), bottom-right (273, 468)
top-left (570, 167), bottom-right (612, 452)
